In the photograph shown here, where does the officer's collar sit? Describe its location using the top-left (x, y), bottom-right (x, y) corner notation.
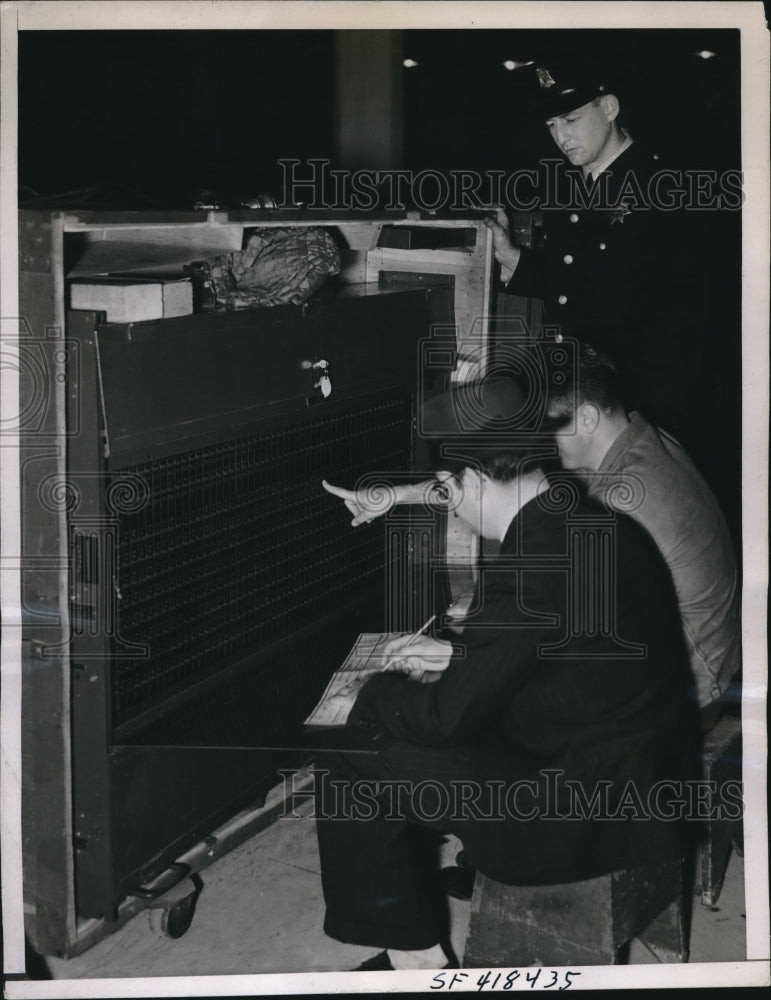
top-left (586, 129), bottom-right (633, 181)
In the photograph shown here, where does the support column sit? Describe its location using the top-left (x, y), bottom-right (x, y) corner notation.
top-left (335, 30), bottom-right (404, 169)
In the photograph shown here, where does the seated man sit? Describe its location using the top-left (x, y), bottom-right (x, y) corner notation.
top-left (315, 378), bottom-right (694, 971)
top-left (544, 344), bottom-right (741, 724)
top-left (324, 346), bottom-right (741, 725)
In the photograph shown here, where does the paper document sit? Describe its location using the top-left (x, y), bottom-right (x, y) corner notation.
top-left (305, 632), bottom-right (426, 727)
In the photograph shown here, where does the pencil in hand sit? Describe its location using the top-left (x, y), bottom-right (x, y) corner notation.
top-left (404, 614), bottom-right (437, 647)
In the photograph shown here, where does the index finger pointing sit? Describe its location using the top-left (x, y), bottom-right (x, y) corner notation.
top-left (322, 479), bottom-right (356, 500)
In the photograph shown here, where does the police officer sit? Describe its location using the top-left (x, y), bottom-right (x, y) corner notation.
top-left (486, 62), bottom-right (707, 439)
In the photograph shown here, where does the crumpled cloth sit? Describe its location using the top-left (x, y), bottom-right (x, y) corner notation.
top-left (192, 227), bottom-right (341, 310)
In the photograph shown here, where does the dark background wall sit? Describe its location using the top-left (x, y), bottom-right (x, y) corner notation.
top-left (18, 28), bottom-right (740, 204)
top-left (18, 31), bottom-right (337, 204)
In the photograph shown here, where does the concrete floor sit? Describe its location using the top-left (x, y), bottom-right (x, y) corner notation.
top-left (41, 770), bottom-right (749, 985)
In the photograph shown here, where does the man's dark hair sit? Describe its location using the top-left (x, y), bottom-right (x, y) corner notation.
top-left (547, 342), bottom-right (626, 423)
top-left (431, 425), bottom-right (551, 485)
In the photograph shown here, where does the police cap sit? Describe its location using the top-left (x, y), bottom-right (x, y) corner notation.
top-left (530, 61), bottom-right (610, 120)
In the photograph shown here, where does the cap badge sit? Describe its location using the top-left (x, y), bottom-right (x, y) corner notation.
top-left (536, 67), bottom-right (557, 89)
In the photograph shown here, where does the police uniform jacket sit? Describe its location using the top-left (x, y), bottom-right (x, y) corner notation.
top-left (506, 142), bottom-right (706, 433)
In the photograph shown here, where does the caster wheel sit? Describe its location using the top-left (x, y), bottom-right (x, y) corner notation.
top-left (165, 894), bottom-right (198, 939)
top-left (147, 892), bottom-right (198, 939)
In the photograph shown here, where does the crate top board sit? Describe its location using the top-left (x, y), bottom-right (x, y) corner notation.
top-left (20, 208), bottom-right (496, 380)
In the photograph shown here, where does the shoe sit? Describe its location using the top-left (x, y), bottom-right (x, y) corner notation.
top-left (440, 864), bottom-right (476, 902)
top-left (353, 951), bottom-right (395, 971)
top-left (352, 950), bottom-right (458, 971)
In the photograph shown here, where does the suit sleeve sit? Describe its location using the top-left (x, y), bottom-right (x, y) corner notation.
top-left (500, 246), bottom-right (546, 300)
top-left (348, 570), bottom-right (554, 746)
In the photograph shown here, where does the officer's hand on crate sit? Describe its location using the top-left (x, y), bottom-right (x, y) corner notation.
top-left (484, 207), bottom-right (521, 273)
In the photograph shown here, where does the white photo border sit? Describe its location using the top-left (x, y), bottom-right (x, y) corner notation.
top-left (1, 1), bottom-right (768, 995)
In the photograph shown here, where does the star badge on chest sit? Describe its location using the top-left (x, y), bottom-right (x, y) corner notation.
top-left (610, 203), bottom-right (632, 225)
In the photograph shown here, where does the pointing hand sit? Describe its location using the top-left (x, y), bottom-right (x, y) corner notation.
top-left (322, 479), bottom-right (395, 527)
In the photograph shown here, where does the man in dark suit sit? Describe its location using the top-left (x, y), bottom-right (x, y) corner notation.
top-left (314, 376), bottom-right (694, 971)
top-left (487, 61), bottom-right (709, 439)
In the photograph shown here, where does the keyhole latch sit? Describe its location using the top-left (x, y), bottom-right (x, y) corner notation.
top-left (302, 358), bottom-right (333, 399)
